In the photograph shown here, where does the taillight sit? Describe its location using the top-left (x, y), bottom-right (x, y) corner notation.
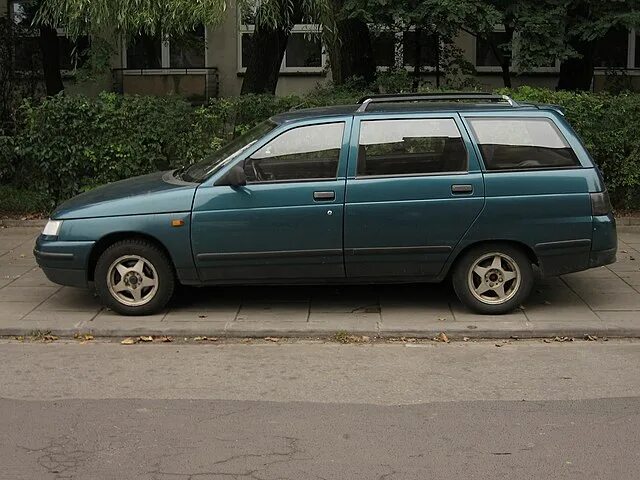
top-left (590, 191), bottom-right (612, 216)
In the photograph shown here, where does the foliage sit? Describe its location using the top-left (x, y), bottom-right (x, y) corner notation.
top-left (11, 93), bottom-right (222, 205)
top-left (502, 86), bottom-right (640, 208)
top-left (0, 185), bottom-right (51, 214)
top-left (1, 86), bottom-right (640, 213)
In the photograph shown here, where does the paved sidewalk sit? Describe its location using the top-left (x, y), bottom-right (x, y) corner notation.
top-left (1, 224), bottom-right (640, 339)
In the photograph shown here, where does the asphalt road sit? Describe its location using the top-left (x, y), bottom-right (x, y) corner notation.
top-left (1, 340), bottom-right (639, 479)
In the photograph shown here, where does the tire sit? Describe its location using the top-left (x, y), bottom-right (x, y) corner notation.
top-left (94, 239), bottom-right (175, 316)
top-left (452, 244), bottom-right (534, 315)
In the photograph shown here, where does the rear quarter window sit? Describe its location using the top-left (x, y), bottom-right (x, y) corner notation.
top-left (466, 117), bottom-right (580, 171)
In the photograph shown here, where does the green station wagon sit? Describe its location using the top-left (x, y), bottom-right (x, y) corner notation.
top-left (34, 93), bottom-right (617, 316)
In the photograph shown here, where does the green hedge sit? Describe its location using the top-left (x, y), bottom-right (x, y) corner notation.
top-left (0, 86), bottom-right (639, 212)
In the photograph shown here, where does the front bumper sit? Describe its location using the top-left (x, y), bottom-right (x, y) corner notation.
top-left (34, 235), bottom-right (95, 288)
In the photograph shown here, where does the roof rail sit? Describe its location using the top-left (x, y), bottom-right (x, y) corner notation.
top-left (356, 92), bottom-right (519, 112)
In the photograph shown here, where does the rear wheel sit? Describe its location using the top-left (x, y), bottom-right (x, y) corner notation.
top-left (94, 239), bottom-right (175, 316)
top-left (452, 244), bottom-right (533, 315)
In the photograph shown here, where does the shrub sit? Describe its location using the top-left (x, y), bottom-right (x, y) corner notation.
top-left (2, 85), bottom-right (640, 213)
top-left (12, 93), bottom-right (221, 205)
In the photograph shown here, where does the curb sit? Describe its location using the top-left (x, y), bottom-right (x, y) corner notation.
top-left (2, 325), bottom-right (639, 340)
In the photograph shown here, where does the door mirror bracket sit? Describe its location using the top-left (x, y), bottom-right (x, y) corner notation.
top-left (215, 164), bottom-right (247, 187)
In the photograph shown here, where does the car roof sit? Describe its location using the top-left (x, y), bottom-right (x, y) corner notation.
top-left (270, 101), bottom-right (548, 124)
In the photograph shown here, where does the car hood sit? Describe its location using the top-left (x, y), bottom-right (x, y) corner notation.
top-left (52, 171), bottom-right (197, 220)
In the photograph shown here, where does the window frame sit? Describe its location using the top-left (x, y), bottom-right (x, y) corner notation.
top-left (237, 8), bottom-right (326, 74)
top-left (354, 117), bottom-right (470, 180)
top-left (465, 115), bottom-right (583, 173)
top-left (243, 121), bottom-right (347, 185)
top-left (121, 28), bottom-right (208, 75)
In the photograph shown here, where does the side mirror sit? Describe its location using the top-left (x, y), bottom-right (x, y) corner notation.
top-left (216, 164), bottom-right (247, 187)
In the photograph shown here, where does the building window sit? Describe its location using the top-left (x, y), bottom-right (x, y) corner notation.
top-left (10, 0), bottom-right (88, 73)
top-left (370, 28), bottom-right (440, 71)
top-left (123, 26), bottom-right (206, 70)
top-left (476, 31), bottom-right (511, 68)
top-left (238, 7), bottom-right (325, 73)
top-left (594, 27), bottom-right (630, 69)
top-left (402, 31), bottom-right (439, 69)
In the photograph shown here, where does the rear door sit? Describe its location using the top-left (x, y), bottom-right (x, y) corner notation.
top-left (343, 114), bottom-right (485, 279)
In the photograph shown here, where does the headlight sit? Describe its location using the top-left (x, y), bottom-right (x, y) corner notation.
top-left (42, 219), bottom-right (63, 237)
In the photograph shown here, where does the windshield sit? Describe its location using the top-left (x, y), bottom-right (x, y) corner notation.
top-left (181, 120), bottom-right (278, 183)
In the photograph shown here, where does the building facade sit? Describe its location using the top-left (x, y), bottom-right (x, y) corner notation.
top-left (5, 0), bottom-right (640, 99)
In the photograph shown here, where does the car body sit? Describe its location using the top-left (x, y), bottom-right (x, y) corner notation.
top-left (34, 93), bottom-right (617, 315)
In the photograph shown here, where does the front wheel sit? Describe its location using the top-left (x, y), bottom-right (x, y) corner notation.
top-left (452, 244), bottom-right (534, 315)
top-left (94, 239), bottom-right (175, 316)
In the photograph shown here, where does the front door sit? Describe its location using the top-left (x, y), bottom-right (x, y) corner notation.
top-left (191, 120), bottom-right (350, 282)
top-left (344, 115), bottom-right (485, 279)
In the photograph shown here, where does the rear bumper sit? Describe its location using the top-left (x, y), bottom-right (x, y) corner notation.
top-left (589, 246), bottom-right (617, 268)
top-left (34, 236), bottom-right (94, 288)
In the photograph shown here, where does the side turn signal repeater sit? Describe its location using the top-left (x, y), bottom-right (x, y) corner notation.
top-left (171, 219), bottom-right (185, 227)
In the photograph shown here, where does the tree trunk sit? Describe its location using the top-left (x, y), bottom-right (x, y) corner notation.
top-left (339, 18), bottom-right (376, 85)
top-left (412, 28), bottom-right (422, 91)
top-left (39, 25), bottom-right (64, 95)
top-left (240, 26), bottom-right (289, 95)
top-left (557, 40), bottom-right (595, 91)
top-left (326, 0), bottom-right (376, 86)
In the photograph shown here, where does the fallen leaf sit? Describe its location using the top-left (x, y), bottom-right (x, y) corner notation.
top-left (193, 336), bottom-right (207, 341)
top-left (433, 332), bottom-right (450, 343)
top-left (265, 337), bottom-right (280, 342)
top-left (543, 339), bottom-right (552, 343)
top-left (361, 335), bottom-right (370, 342)
top-left (138, 336), bottom-right (153, 342)
top-left (438, 317), bottom-right (447, 322)
top-left (584, 334), bottom-right (597, 341)
top-left (208, 337), bottom-right (219, 342)
top-left (463, 337), bottom-right (470, 342)
top-left (198, 315), bottom-right (208, 319)
top-left (160, 336), bottom-right (173, 342)
top-left (43, 334), bottom-right (58, 342)
top-left (14, 336), bottom-right (24, 342)
top-left (495, 343), bottom-right (503, 347)
top-left (121, 337), bottom-right (137, 345)
top-left (554, 336), bottom-right (574, 342)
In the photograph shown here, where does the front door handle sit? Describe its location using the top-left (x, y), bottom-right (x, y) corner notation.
top-left (451, 184), bottom-right (473, 195)
top-left (314, 191), bottom-right (336, 201)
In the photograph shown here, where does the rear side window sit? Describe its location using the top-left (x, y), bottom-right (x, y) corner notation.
top-left (357, 118), bottom-right (467, 177)
top-left (467, 117), bottom-right (580, 171)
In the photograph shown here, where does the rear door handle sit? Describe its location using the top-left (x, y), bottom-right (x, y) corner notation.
top-left (451, 184), bottom-right (473, 195)
top-left (314, 191), bottom-right (336, 201)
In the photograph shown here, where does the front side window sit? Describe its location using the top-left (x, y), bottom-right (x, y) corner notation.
top-left (357, 119), bottom-right (467, 177)
top-left (245, 123), bottom-right (344, 183)
top-left (467, 118), bottom-right (580, 171)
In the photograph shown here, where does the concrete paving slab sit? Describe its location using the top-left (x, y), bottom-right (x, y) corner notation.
top-left (577, 292), bottom-right (640, 311)
top-left (0, 302), bottom-right (38, 321)
top-left (6, 267), bottom-right (50, 287)
top-left (0, 285), bottom-right (60, 303)
top-left (164, 308), bottom-right (238, 323)
top-left (617, 271), bottom-right (640, 287)
top-left (236, 303), bottom-right (310, 323)
top-left (34, 287), bottom-right (102, 312)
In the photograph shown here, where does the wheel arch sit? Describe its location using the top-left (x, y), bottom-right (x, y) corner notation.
top-left (87, 231), bottom-right (175, 282)
top-left (446, 240), bottom-right (539, 278)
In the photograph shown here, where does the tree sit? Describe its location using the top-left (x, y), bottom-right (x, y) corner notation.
top-left (554, 1), bottom-right (640, 91)
top-left (344, 0), bottom-right (498, 89)
top-left (324, 0), bottom-right (376, 86)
